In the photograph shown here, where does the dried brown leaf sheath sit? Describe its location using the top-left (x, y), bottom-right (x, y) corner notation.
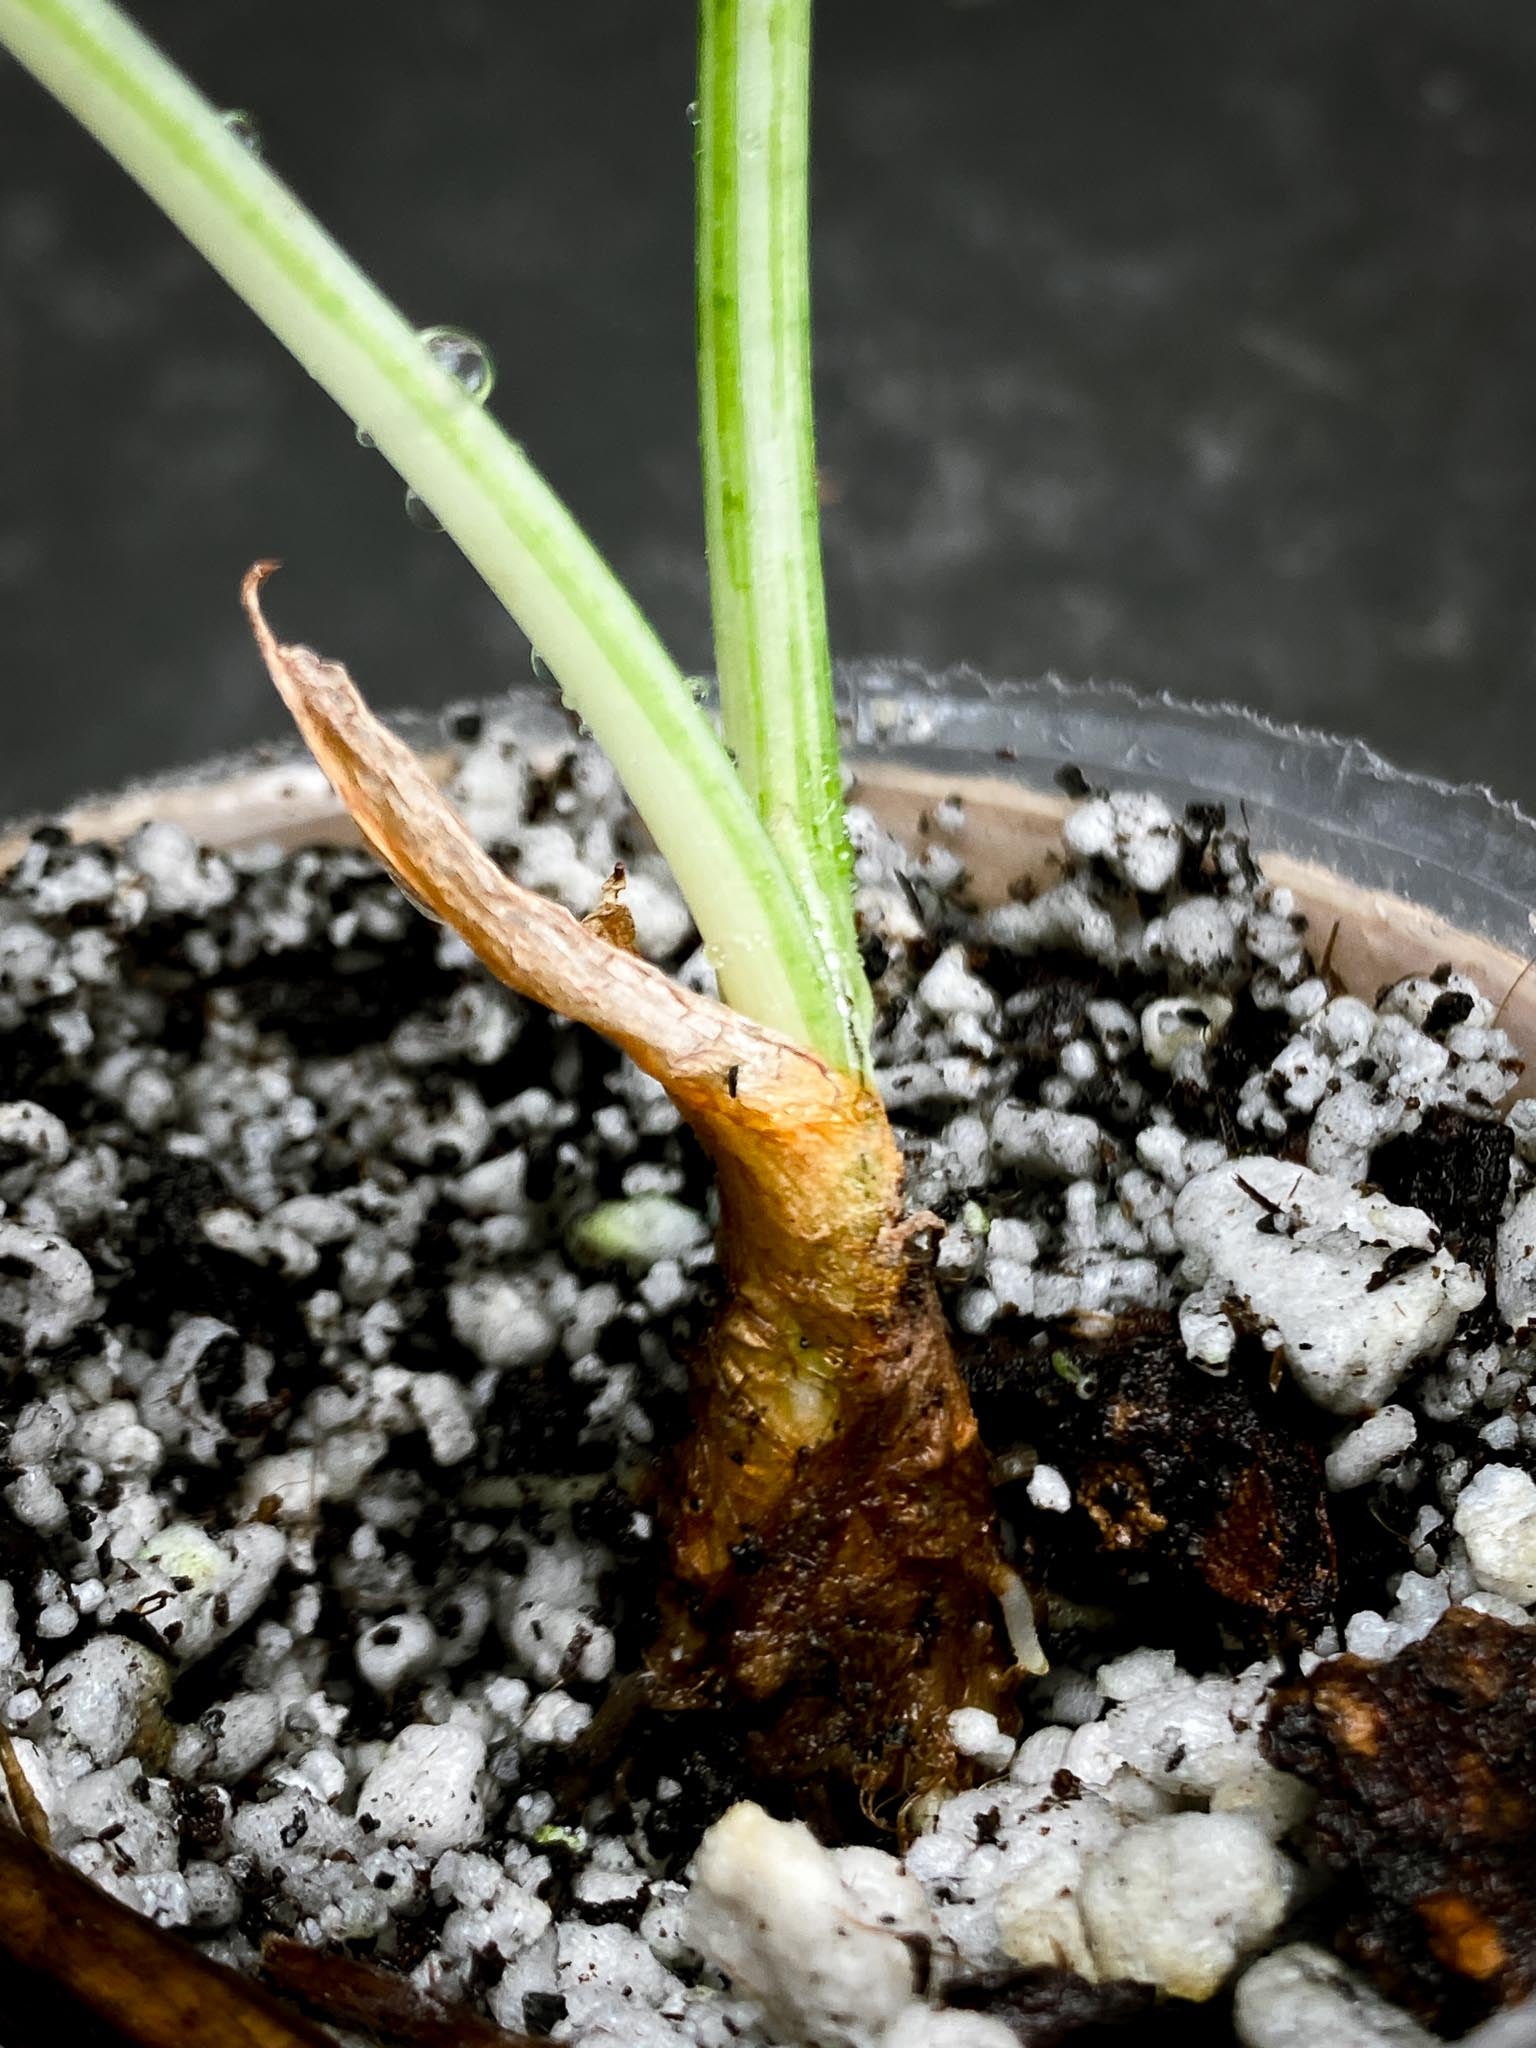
top-left (0, 1819), bottom-right (332, 2048)
top-left (261, 1935), bottom-right (538, 2048)
top-left (245, 565), bottom-right (1018, 1806)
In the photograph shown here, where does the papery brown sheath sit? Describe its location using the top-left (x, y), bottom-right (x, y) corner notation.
top-left (245, 564), bottom-right (1024, 1813)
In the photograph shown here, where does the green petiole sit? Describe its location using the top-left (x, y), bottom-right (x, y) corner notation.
top-left (0, 0), bottom-right (865, 1070)
top-left (696, 0), bottom-right (872, 1057)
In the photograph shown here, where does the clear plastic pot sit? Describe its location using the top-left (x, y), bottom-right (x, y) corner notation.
top-left (6, 671), bottom-right (1535, 1053)
top-left (838, 667), bottom-right (1536, 1063)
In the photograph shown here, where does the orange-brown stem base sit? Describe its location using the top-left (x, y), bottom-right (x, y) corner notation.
top-left (653, 1202), bottom-right (1021, 1826)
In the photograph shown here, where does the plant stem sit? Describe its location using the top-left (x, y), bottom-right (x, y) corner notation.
top-left (697, 0), bottom-right (873, 1058)
top-left (0, 0), bottom-right (860, 1068)
top-left (250, 581), bottom-right (1023, 1814)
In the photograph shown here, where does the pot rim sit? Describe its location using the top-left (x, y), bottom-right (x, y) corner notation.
top-left (11, 669), bottom-right (1535, 943)
top-left (840, 664), bottom-right (1536, 960)
top-left (4, 672), bottom-right (1534, 1081)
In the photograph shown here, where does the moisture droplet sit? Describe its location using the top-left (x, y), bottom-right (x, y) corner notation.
top-left (416, 324), bottom-right (496, 405)
top-left (379, 860), bottom-right (444, 925)
top-left (221, 108), bottom-right (263, 156)
top-left (404, 488), bottom-right (443, 533)
top-left (395, 880), bottom-right (444, 925)
top-left (530, 649), bottom-right (550, 681)
top-left (359, 326), bottom-right (494, 460)
top-left (558, 691), bottom-right (594, 741)
top-left (685, 100), bottom-right (700, 127)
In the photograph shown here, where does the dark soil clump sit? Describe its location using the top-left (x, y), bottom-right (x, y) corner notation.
top-left (1265, 1604), bottom-right (1536, 2032)
top-left (965, 1310), bottom-right (1336, 1656)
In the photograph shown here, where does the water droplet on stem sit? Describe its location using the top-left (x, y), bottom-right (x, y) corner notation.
top-left (221, 108), bottom-right (263, 155)
top-left (362, 326), bottom-right (496, 518)
top-left (416, 324), bottom-right (496, 404)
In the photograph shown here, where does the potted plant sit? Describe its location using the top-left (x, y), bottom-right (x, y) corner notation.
top-left (3, 3), bottom-right (1536, 2046)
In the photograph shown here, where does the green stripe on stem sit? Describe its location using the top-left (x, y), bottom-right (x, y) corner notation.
top-left (697, 0), bottom-right (873, 1064)
top-left (0, 0), bottom-right (860, 1066)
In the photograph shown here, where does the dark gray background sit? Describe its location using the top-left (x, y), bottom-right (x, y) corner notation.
top-left (2, 0), bottom-right (1535, 820)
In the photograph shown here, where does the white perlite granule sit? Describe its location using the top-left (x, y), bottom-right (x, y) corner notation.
top-left (355, 1724), bottom-right (487, 1857)
top-left (43, 1635), bottom-right (169, 1767)
top-left (991, 1105), bottom-right (1104, 1181)
top-left (1326, 1407), bottom-right (1417, 1491)
top-left (1454, 1463), bottom-right (1536, 1606)
top-left (1173, 1157), bottom-right (1482, 1413)
top-left (947, 1708), bottom-right (1016, 1776)
top-left (1496, 1187), bottom-right (1536, 1332)
top-left (1025, 1462), bottom-right (1072, 1513)
top-left (1234, 1942), bottom-right (1437, 2047)
top-left (686, 1803), bottom-right (917, 2048)
top-left (880, 2015), bottom-right (1019, 2048)
top-left (1077, 1811), bottom-right (1294, 2000)
top-left (1063, 792), bottom-right (1183, 893)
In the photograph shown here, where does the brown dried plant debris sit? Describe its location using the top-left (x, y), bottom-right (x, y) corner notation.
top-left (964, 1310), bottom-right (1336, 1650)
top-left (943, 1963), bottom-right (1156, 2044)
top-left (243, 565), bottom-right (1020, 1812)
top-left (0, 1819), bottom-right (333, 2048)
top-left (261, 1936), bottom-right (537, 2048)
top-left (1264, 1604), bottom-right (1536, 2031)
top-left (0, 1725), bottom-right (51, 1846)
top-left (580, 861), bottom-right (639, 952)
